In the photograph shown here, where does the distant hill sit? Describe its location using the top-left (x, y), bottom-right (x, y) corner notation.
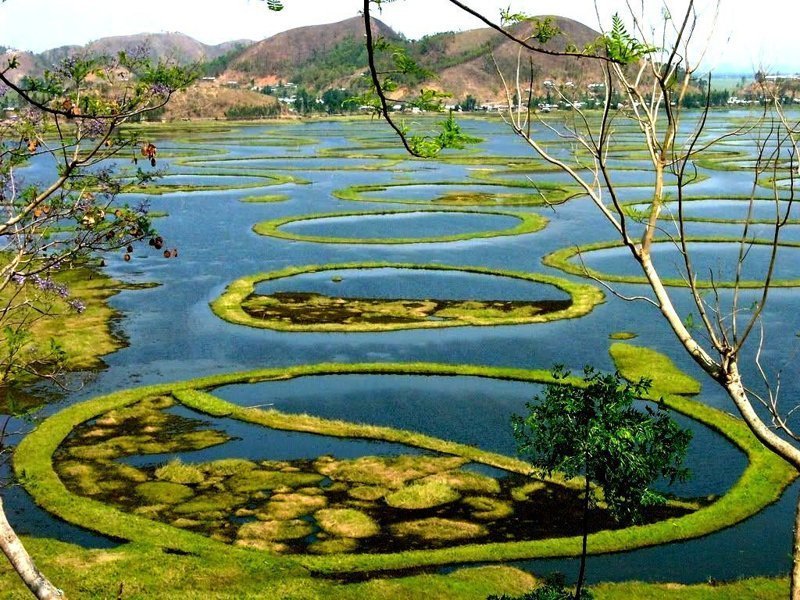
top-left (219, 15), bottom-right (604, 102)
top-left (1, 16), bottom-right (610, 113)
top-left (2, 33), bottom-right (255, 83)
top-left (223, 16), bottom-right (397, 88)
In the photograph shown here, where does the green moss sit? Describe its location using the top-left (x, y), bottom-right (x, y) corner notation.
top-left (135, 481), bottom-right (194, 505)
top-left (253, 209), bottom-right (548, 245)
top-left (237, 518), bottom-right (315, 542)
top-left (226, 469), bottom-right (324, 493)
top-left (544, 237), bottom-right (800, 289)
top-left (211, 262), bottom-right (604, 332)
top-left (609, 331), bottom-right (637, 340)
top-left (201, 458), bottom-right (258, 477)
top-left (155, 459), bottom-right (205, 484)
top-left (315, 508), bottom-right (380, 539)
top-left (307, 537), bottom-right (359, 555)
top-left (240, 193), bottom-right (290, 203)
top-left (391, 518), bottom-right (488, 542)
top-left (258, 492), bottom-right (328, 520)
top-left (420, 471), bottom-right (501, 494)
top-left (315, 455), bottom-right (468, 489)
top-left (462, 497), bottom-right (514, 520)
top-left (348, 486), bottom-right (389, 501)
top-left (610, 343), bottom-right (701, 396)
top-left (173, 491), bottom-right (244, 515)
top-left (385, 481), bottom-right (462, 510)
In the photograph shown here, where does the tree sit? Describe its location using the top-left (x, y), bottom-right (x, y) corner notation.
top-left (0, 46), bottom-right (194, 598)
top-left (352, 0), bottom-right (800, 596)
top-left (512, 367), bottom-right (690, 599)
top-left (460, 94), bottom-right (479, 111)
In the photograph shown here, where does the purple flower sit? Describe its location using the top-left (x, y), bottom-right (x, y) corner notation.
top-left (149, 82), bottom-right (171, 96)
top-left (67, 299), bottom-right (86, 314)
top-left (82, 119), bottom-right (107, 139)
top-left (30, 274), bottom-right (69, 298)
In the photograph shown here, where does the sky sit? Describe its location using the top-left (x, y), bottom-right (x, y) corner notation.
top-left (1, 0), bottom-right (798, 73)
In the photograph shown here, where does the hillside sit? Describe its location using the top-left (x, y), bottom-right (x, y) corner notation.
top-left (220, 15), bottom-right (604, 102)
top-left (2, 33), bottom-right (254, 83)
top-left (2, 16), bottom-right (609, 111)
top-left (224, 16), bottom-right (398, 88)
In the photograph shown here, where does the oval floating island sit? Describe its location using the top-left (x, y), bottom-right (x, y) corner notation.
top-left (253, 209), bottom-right (547, 245)
top-left (210, 263), bottom-right (605, 331)
top-left (545, 237), bottom-right (800, 288)
top-left (15, 353), bottom-right (796, 573)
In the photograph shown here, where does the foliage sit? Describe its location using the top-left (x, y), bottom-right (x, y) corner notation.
top-left (225, 103), bottom-right (281, 119)
top-left (513, 366), bottom-right (690, 596)
top-left (0, 50), bottom-right (194, 392)
top-left (513, 367), bottom-right (691, 523)
top-left (603, 14), bottom-right (657, 64)
top-left (0, 39), bottom-right (194, 598)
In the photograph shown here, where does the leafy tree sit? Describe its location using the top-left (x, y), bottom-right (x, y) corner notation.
top-left (460, 94), bottom-right (479, 111)
top-left (512, 367), bottom-right (690, 598)
top-left (0, 46), bottom-right (194, 598)
top-left (321, 88), bottom-right (355, 114)
top-left (293, 87), bottom-right (316, 114)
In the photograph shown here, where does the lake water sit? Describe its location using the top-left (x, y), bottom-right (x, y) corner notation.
top-left (6, 112), bottom-right (800, 584)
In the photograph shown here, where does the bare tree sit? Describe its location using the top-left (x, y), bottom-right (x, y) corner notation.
top-left (360, 0), bottom-right (800, 597)
top-left (0, 46), bottom-right (194, 598)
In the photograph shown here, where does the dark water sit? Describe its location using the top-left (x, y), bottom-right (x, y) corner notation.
top-left (6, 113), bottom-right (800, 584)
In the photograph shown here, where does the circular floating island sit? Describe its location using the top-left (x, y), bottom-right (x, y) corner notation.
top-left (545, 237), bottom-right (800, 288)
top-left (333, 181), bottom-right (578, 207)
top-left (210, 263), bottom-right (604, 331)
top-left (253, 209), bottom-right (547, 245)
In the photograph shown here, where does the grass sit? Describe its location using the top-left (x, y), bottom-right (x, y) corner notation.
top-left (252, 208), bottom-right (547, 245)
top-left (609, 331), bottom-right (637, 340)
top-left (314, 455), bottom-right (469, 489)
top-left (332, 180), bottom-right (579, 207)
top-left (237, 518), bottom-right (315, 542)
top-left (462, 496), bottom-right (515, 520)
top-left (135, 481), bottom-right (194, 504)
top-left (259, 492), bottom-right (328, 520)
top-left (155, 460), bottom-right (206, 484)
top-left (543, 237), bottom-right (800, 288)
top-left (384, 481), bottom-right (461, 510)
top-left (314, 508), bottom-right (380, 538)
top-left (119, 171), bottom-right (308, 195)
top-left (210, 262), bottom-right (605, 332)
top-left (240, 193), bottom-right (290, 203)
top-left (610, 343), bottom-right (702, 395)
top-left (0, 265), bottom-right (129, 391)
top-left (390, 518), bottom-right (488, 542)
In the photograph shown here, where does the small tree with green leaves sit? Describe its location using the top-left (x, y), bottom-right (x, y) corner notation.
top-left (512, 367), bottom-right (691, 599)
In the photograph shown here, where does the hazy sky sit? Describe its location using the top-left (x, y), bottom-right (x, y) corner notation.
top-left (1, 0), bottom-right (797, 73)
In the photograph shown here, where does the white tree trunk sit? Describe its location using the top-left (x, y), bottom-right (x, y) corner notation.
top-left (0, 496), bottom-right (63, 599)
top-left (792, 489), bottom-right (800, 600)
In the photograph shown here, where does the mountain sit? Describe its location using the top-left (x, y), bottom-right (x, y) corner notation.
top-left (2, 16), bottom-right (607, 112)
top-left (219, 15), bottom-right (604, 101)
top-left (224, 16), bottom-right (397, 87)
top-left (2, 33), bottom-right (255, 83)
